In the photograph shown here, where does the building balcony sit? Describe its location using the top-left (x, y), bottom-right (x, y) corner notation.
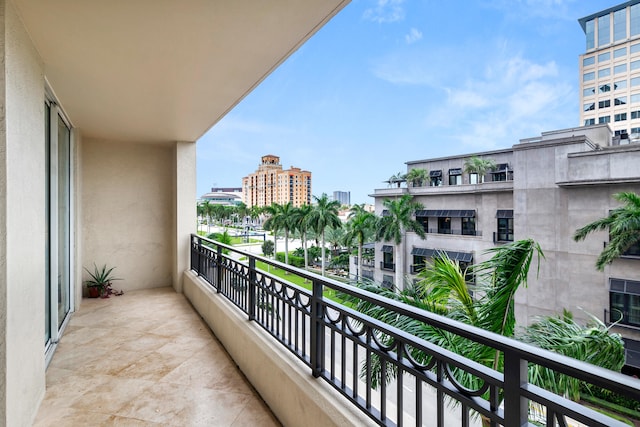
top-left (36, 235), bottom-right (640, 426)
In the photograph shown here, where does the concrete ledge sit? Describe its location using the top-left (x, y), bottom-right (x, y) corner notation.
top-left (182, 270), bottom-right (375, 427)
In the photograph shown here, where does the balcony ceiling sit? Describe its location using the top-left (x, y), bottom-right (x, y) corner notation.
top-left (14, 0), bottom-right (349, 143)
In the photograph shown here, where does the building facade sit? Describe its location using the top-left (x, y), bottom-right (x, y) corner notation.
top-left (368, 124), bottom-right (640, 371)
top-left (333, 190), bottom-right (351, 206)
top-left (242, 154), bottom-right (312, 208)
top-left (579, 0), bottom-right (640, 140)
top-left (200, 187), bottom-right (243, 206)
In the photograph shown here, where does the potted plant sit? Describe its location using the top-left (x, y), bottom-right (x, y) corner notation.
top-left (84, 264), bottom-right (122, 298)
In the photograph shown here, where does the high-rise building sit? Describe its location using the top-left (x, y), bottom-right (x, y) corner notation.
top-left (579, 1), bottom-right (640, 141)
top-left (333, 191), bottom-right (350, 206)
top-left (242, 154), bottom-right (312, 208)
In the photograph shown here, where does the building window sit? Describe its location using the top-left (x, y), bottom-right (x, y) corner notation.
top-left (416, 215), bottom-right (428, 233)
top-left (462, 217), bottom-right (476, 236)
top-left (599, 116), bottom-right (611, 124)
top-left (598, 67), bottom-right (610, 78)
top-left (615, 80), bottom-right (627, 90)
top-left (632, 127), bottom-right (640, 134)
top-left (583, 55), bottom-right (595, 66)
top-left (632, 110), bottom-right (640, 119)
top-left (448, 168), bottom-right (462, 185)
top-left (632, 78), bottom-right (640, 88)
top-left (614, 9), bottom-right (627, 41)
top-left (598, 52), bottom-right (611, 62)
top-left (382, 274), bottom-right (394, 289)
top-left (614, 64), bottom-right (627, 74)
top-left (632, 60), bottom-right (640, 71)
top-left (412, 255), bottom-right (426, 274)
top-left (468, 173), bottom-right (479, 184)
top-left (583, 87), bottom-right (595, 97)
top-left (632, 4), bottom-right (640, 37)
top-left (622, 240), bottom-right (640, 258)
top-left (614, 47), bottom-right (627, 58)
top-left (438, 217), bottom-right (451, 234)
top-left (599, 84), bottom-right (611, 93)
top-left (609, 278), bottom-right (640, 328)
top-left (381, 250), bottom-right (394, 271)
top-left (615, 113), bottom-right (627, 122)
top-left (497, 218), bottom-right (514, 242)
top-left (632, 94), bottom-right (640, 104)
top-left (615, 96), bottom-right (627, 106)
top-left (429, 170), bottom-right (442, 187)
top-left (598, 14), bottom-right (610, 47)
top-left (599, 99), bottom-right (611, 108)
top-left (584, 103), bottom-right (595, 111)
top-left (584, 118), bottom-right (596, 126)
top-left (586, 19), bottom-right (595, 50)
top-left (584, 71), bottom-right (595, 82)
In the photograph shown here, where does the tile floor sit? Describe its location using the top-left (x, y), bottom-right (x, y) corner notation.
top-left (34, 287), bottom-right (280, 426)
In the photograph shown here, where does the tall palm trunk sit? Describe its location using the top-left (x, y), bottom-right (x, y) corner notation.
top-left (321, 232), bottom-right (327, 276)
top-left (357, 243), bottom-right (363, 280)
top-left (303, 231), bottom-right (309, 270)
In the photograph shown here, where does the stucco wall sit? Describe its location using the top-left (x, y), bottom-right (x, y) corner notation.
top-left (81, 139), bottom-right (174, 292)
top-left (1, 0), bottom-right (47, 424)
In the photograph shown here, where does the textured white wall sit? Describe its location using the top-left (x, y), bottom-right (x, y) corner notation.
top-left (2, 0), bottom-right (47, 424)
top-left (81, 139), bottom-right (174, 291)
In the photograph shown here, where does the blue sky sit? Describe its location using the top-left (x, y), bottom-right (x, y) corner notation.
top-left (196, 0), bottom-right (618, 205)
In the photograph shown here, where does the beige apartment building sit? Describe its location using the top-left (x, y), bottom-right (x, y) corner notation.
top-left (242, 154), bottom-right (312, 208)
top-left (0, 1), bottom-right (349, 425)
top-left (368, 124), bottom-right (640, 371)
top-left (579, 0), bottom-right (640, 140)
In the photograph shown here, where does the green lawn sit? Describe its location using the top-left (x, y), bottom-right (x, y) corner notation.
top-left (255, 260), bottom-right (351, 305)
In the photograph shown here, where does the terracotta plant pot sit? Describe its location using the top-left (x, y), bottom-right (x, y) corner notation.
top-left (87, 286), bottom-right (101, 298)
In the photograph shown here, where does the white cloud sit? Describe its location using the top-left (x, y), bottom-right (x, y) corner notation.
top-left (405, 28), bottom-right (423, 44)
top-left (421, 47), bottom-right (574, 151)
top-left (363, 0), bottom-right (405, 24)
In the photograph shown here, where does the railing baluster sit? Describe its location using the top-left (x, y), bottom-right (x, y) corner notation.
top-left (310, 279), bottom-right (323, 378)
top-left (503, 350), bottom-right (528, 427)
top-left (248, 256), bottom-right (256, 321)
top-left (215, 245), bottom-right (222, 293)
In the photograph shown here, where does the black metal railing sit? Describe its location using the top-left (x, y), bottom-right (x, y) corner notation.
top-left (380, 261), bottom-right (395, 272)
top-left (190, 234), bottom-right (640, 427)
top-left (427, 228), bottom-right (483, 237)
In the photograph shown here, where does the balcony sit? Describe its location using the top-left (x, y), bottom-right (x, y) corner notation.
top-left (33, 235), bottom-right (640, 426)
top-left (185, 234), bottom-right (640, 426)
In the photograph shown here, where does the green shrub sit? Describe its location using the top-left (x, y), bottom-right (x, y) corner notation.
top-left (275, 252), bottom-right (304, 268)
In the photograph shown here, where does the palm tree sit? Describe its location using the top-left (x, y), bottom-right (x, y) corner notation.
top-left (264, 202), bottom-right (295, 265)
top-left (200, 200), bottom-right (214, 233)
top-left (405, 168), bottom-right (429, 188)
top-left (354, 240), bottom-right (624, 410)
top-left (344, 204), bottom-right (376, 280)
top-left (573, 191), bottom-right (640, 270)
top-left (463, 156), bottom-right (496, 184)
top-left (375, 194), bottom-right (426, 288)
top-left (385, 171), bottom-right (406, 188)
top-left (196, 202), bottom-right (205, 232)
top-left (307, 194), bottom-right (341, 276)
top-left (325, 226), bottom-right (346, 258)
top-left (292, 204), bottom-right (313, 270)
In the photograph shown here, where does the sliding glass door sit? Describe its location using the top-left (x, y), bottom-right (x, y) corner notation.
top-left (45, 100), bottom-right (73, 355)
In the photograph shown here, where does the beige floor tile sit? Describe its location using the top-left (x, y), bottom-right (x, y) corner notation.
top-left (35, 287), bottom-right (278, 426)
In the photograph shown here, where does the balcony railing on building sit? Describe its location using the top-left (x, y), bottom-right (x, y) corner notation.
top-left (190, 234), bottom-right (640, 427)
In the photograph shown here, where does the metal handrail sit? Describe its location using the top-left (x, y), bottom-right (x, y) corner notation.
top-left (190, 234), bottom-right (640, 427)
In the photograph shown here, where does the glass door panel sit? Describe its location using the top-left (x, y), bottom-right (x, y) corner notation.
top-left (57, 115), bottom-right (70, 328)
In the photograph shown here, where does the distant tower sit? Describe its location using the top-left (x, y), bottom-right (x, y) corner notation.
top-left (579, 1), bottom-right (640, 142)
top-left (333, 191), bottom-right (350, 206)
top-left (242, 155), bottom-right (312, 208)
